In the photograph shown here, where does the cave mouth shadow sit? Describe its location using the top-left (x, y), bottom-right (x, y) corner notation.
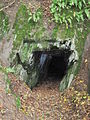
top-left (47, 54), bottom-right (68, 80)
top-left (34, 48), bottom-right (72, 85)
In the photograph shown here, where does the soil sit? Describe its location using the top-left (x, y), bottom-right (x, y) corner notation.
top-left (0, 0), bottom-right (90, 120)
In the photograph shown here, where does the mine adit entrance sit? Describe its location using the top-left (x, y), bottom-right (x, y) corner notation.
top-left (16, 40), bottom-right (74, 89)
top-left (33, 48), bottom-right (72, 84)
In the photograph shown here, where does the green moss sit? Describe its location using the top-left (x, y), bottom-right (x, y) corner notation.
top-left (52, 25), bottom-right (59, 39)
top-left (13, 4), bottom-right (32, 49)
top-left (74, 21), bottom-right (90, 75)
top-left (52, 23), bottom-right (76, 40)
top-left (61, 27), bottom-right (75, 39)
top-left (0, 11), bottom-right (9, 40)
top-left (11, 4), bottom-right (45, 60)
top-left (34, 27), bottom-right (45, 40)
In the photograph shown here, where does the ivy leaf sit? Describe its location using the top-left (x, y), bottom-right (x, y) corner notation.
top-left (76, 12), bottom-right (80, 22)
top-left (28, 16), bottom-right (32, 22)
top-left (80, 14), bottom-right (84, 21)
top-left (62, 16), bottom-right (65, 22)
top-left (64, 20), bottom-right (68, 29)
top-left (51, 7), bottom-right (56, 13)
top-left (78, 2), bottom-right (82, 10)
top-left (74, 0), bottom-right (77, 7)
top-left (54, 13), bottom-right (59, 22)
top-left (62, 2), bottom-right (65, 8)
top-left (59, 18), bottom-right (62, 23)
top-left (85, 9), bottom-right (90, 19)
top-left (69, 0), bottom-right (74, 6)
top-left (58, 7), bottom-right (61, 12)
top-left (58, 2), bottom-right (61, 7)
top-left (33, 13), bottom-right (36, 22)
top-left (82, 0), bottom-right (86, 5)
top-left (67, 18), bottom-right (72, 26)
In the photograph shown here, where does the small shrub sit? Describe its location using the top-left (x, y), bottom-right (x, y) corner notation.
top-left (50, 0), bottom-right (90, 28)
top-left (28, 8), bottom-right (42, 23)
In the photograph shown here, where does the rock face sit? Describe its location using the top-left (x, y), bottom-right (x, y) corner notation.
top-left (10, 4), bottom-right (90, 91)
top-left (11, 38), bottom-right (79, 90)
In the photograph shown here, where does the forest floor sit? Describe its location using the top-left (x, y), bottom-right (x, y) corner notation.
top-left (0, 0), bottom-right (90, 120)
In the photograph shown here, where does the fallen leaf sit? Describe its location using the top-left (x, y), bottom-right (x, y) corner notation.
top-left (0, 109), bottom-right (6, 115)
top-left (85, 59), bottom-right (87, 63)
top-left (81, 101), bottom-right (85, 105)
top-left (83, 117), bottom-right (87, 120)
top-left (88, 96), bottom-right (90, 100)
top-left (80, 80), bottom-right (83, 83)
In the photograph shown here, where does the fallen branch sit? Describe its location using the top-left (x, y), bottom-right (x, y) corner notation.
top-left (0, 0), bottom-right (15, 12)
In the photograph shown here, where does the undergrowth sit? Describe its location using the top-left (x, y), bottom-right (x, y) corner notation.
top-left (50, 0), bottom-right (90, 28)
top-left (0, 64), bottom-right (21, 108)
top-left (0, 11), bottom-right (9, 40)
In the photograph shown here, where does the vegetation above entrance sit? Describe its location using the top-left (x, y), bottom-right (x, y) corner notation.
top-left (51, 0), bottom-right (90, 28)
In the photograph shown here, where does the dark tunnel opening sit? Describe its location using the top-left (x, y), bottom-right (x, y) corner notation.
top-left (47, 54), bottom-right (68, 79)
top-left (33, 48), bottom-right (72, 83)
top-left (16, 44), bottom-right (73, 89)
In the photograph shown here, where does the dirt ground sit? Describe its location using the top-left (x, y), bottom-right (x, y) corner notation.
top-left (0, 0), bottom-right (90, 120)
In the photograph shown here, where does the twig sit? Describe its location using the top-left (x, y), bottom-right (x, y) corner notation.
top-left (0, 0), bottom-right (15, 12)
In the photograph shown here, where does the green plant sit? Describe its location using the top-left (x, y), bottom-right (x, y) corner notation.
top-left (16, 96), bottom-right (21, 108)
top-left (50, 0), bottom-right (90, 28)
top-left (0, 11), bottom-right (9, 39)
top-left (0, 65), bottom-right (15, 74)
top-left (0, 64), bottom-right (21, 108)
top-left (0, 65), bottom-right (15, 93)
top-left (5, 75), bottom-right (11, 93)
top-left (28, 8), bottom-right (42, 23)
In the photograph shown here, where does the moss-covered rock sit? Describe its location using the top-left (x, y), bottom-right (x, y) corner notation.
top-left (10, 4), bottom-right (90, 91)
top-left (10, 4), bottom-right (44, 60)
top-left (59, 22), bottom-right (90, 91)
